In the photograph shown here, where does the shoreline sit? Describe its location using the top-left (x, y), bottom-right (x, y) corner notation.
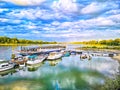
top-left (0, 44), bottom-right (36, 46)
top-left (0, 44), bottom-right (53, 46)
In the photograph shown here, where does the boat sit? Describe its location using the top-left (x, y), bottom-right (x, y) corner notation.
top-left (80, 54), bottom-right (92, 60)
top-left (63, 51), bottom-right (70, 57)
top-left (11, 55), bottom-right (27, 65)
top-left (26, 54), bottom-right (47, 65)
top-left (0, 62), bottom-right (15, 72)
top-left (70, 51), bottom-right (76, 55)
top-left (47, 52), bottom-right (63, 60)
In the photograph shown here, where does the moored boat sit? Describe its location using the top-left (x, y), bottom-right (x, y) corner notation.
top-left (80, 54), bottom-right (92, 60)
top-left (47, 52), bottom-right (63, 60)
top-left (63, 51), bottom-right (70, 57)
top-left (26, 54), bottom-right (47, 65)
top-left (11, 55), bottom-right (27, 65)
top-left (0, 62), bottom-right (15, 72)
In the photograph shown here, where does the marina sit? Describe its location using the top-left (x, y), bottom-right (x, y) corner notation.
top-left (0, 45), bottom-right (119, 71)
top-left (0, 0), bottom-right (120, 89)
top-left (0, 45), bottom-right (120, 90)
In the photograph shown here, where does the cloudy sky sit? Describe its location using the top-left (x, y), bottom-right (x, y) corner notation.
top-left (0, 0), bottom-right (120, 42)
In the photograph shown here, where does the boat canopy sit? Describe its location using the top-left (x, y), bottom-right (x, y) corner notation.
top-left (28, 55), bottom-right (37, 59)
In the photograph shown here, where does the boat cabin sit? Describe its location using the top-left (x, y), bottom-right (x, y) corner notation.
top-left (0, 63), bottom-right (9, 68)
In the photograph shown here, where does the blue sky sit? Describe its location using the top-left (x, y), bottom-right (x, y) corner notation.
top-left (0, 0), bottom-right (120, 42)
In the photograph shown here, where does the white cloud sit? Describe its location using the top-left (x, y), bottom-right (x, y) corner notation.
top-left (81, 2), bottom-right (104, 14)
top-left (0, 8), bottom-right (8, 13)
top-left (105, 9), bottom-right (120, 15)
top-left (7, 7), bottom-right (69, 20)
top-left (28, 29), bottom-right (120, 41)
top-left (31, 30), bottom-right (40, 34)
top-left (52, 0), bottom-right (78, 13)
top-left (91, 17), bottom-right (115, 26)
top-left (0, 18), bottom-right (21, 24)
top-left (54, 16), bottom-right (116, 31)
top-left (61, 22), bottom-right (72, 27)
top-left (26, 22), bottom-right (37, 29)
top-left (108, 14), bottom-right (120, 22)
top-left (81, 2), bottom-right (118, 14)
top-left (0, 18), bottom-right (8, 22)
top-left (2, 0), bottom-right (46, 6)
top-left (51, 21), bottom-right (60, 26)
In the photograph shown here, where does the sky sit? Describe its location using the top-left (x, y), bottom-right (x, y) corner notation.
top-left (0, 0), bottom-right (120, 42)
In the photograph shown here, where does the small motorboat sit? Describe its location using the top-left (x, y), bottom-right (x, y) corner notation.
top-left (63, 51), bottom-right (70, 57)
top-left (0, 62), bottom-right (15, 72)
top-left (11, 55), bottom-right (27, 65)
top-left (70, 51), bottom-right (76, 55)
top-left (80, 54), bottom-right (92, 60)
top-left (26, 54), bottom-right (47, 65)
top-left (47, 52), bottom-right (63, 60)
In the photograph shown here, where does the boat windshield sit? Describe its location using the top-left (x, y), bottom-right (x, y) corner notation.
top-left (0, 63), bottom-right (9, 67)
top-left (50, 52), bottom-right (58, 55)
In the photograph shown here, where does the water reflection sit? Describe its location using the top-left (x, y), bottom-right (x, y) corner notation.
top-left (118, 62), bottom-right (120, 75)
top-left (0, 46), bottom-right (120, 90)
top-left (0, 46), bottom-right (12, 60)
top-left (0, 69), bottom-right (17, 77)
top-left (27, 62), bottom-right (44, 72)
top-left (48, 59), bottom-right (62, 66)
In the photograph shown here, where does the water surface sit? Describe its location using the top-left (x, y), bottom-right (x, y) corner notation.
top-left (0, 46), bottom-right (120, 90)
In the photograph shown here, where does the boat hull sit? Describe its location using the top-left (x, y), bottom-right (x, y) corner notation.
top-left (26, 56), bottom-right (47, 65)
top-left (0, 65), bottom-right (14, 72)
top-left (47, 57), bottom-right (62, 60)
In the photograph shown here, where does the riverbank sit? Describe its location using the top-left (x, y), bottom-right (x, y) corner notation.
top-left (0, 43), bottom-right (59, 46)
top-left (76, 47), bottom-right (120, 53)
top-left (0, 44), bottom-right (35, 46)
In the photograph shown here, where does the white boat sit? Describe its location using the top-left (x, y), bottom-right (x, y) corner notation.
top-left (80, 54), bottom-right (92, 60)
top-left (47, 52), bottom-right (63, 60)
top-left (0, 62), bottom-right (14, 72)
top-left (26, 55), bottom-right (47, 65)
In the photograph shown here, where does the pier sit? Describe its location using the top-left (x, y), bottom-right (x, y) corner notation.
top-left (17, 45), bottom-right (118, 58)
top-left (19, 45), bottom-right (66, 55)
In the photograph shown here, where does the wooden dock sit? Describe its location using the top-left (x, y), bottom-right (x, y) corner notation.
top-left (19, 45), bottom-right (66, 55)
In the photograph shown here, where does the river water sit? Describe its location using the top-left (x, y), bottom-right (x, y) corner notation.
top-left (0, 46), bottom-right (120, 90)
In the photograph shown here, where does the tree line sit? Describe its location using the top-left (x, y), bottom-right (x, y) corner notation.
top-left (72, 38), bottom-right (120, 46)
top-left (0, 36), bottom-right (57, 44)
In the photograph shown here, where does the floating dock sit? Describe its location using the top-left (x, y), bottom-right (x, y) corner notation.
top-left (19, 45), bottom-right (66, 55)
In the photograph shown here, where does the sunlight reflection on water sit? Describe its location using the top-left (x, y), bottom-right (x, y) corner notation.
top-left (0, 46), bottom-right (120, 90)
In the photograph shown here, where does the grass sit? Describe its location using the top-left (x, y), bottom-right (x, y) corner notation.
top-left (100, 75), bottom-right (120, 90)
top-left (0, 44), bottom-right (40, 46)
top-left (75, 44), bottom-right (120, 50)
